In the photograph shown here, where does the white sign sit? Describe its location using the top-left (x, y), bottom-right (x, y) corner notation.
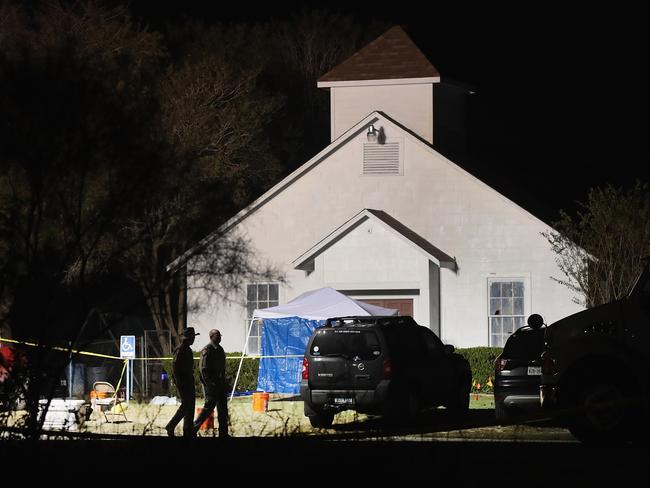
top-left (120, 335), bottom-right (136, 359)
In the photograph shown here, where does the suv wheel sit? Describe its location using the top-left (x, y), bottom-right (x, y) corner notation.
top-left (304, 402), bottom-right (335, 428)
top-left (405, 392), bottom-right (420, 422)
top-left (567, 378), bottom-right (634, 444)
top-left (385, 390), bottom-right (419, 426)
top-left (308, 412), bottom-right (334, 428)
top-left (447, 380), bottom-right (470, 416)
top-left (494, 402), bottom-right (509, 423)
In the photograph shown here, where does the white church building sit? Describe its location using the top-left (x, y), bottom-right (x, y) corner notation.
top-left (184, 26), bottom-right (582, 353)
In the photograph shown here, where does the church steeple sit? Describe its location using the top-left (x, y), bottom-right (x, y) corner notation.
top-left (318, 26), bottom-right (440, 143)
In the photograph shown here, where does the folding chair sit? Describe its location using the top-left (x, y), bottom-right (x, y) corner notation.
top-left (92, 381), bottom-right (128, 423)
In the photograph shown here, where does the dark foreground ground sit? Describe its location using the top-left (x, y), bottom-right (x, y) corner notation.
top-left (2, 404), bottom-right (648, 483)
top-left (1, 434), bottom-right (647, 484)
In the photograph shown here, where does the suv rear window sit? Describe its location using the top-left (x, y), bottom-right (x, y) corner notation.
top-left (502, 327), bottom-right (544, 361)
top-left (310, 329), bottom-right (381, 360)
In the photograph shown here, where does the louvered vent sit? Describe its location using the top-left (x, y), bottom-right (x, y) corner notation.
top-left (363, 142), bottom-right (401, 175)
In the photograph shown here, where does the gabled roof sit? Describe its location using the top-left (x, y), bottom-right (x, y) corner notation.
top-left (167, 113), bottom-right (381, 273)
top-left (318, 26), bottom-right (440, 87)
top-left (292, 208), bottom-right (457, 272)
top-left (168, 110), bottom-right (551, 273)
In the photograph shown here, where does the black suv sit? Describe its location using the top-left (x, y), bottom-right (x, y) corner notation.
top-left (300, 315), bottom-right (472, 427)
top-left (540, 260), bottom-right (650, 443)
top-left (494, 314), bottom-right (545, 422)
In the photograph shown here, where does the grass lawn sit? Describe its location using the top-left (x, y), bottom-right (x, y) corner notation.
top-left (7, 391), bottom-right (572, 441)
top-left (75, 393), bottom-right (497, 437)
top-left (9, 391), bottom-right (571, 441)
top-left (469, 393), bottom-right (494, 409)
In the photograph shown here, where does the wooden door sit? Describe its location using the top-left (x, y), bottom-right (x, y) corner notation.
top-left (360, 298), bottom-right (413, 317)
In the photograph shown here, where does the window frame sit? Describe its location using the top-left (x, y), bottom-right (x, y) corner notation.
top-left (245, 282), bottom-right (280, 355)
top-left (486, 276), bottom-right (528, 348)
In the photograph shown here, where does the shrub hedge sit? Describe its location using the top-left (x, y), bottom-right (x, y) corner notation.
top-left (226, 353), bottom-right (260, 393)
top-left (456, 347), bottom-right (502, 392)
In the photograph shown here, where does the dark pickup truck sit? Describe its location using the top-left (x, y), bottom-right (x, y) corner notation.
top-left (540, 260), bottom-right (650, 443)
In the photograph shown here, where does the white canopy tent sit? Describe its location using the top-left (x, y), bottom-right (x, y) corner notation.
top-left (231, 287), bottom-right (398, 397)
top-left (253, 287), bottom-right (399, 320)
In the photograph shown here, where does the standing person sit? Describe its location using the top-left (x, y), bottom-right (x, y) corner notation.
top-left (165, 327), bottom-right (199, 437)
top-left (194, 329), bottom-right (229, 437)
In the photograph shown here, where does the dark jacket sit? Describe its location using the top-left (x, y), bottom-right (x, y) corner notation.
top-left (172, 342), bottom-right (194, 390)
top-left (199, 343), bottom-right (226, 391)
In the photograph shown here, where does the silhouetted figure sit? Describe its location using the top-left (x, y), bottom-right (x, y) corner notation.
top-left (194, 329), bottom-right (229, 437)
top-left (165, 327), bottom-right (199, 437)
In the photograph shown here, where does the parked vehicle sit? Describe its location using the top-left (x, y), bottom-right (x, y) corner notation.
top-left (540, 259), bottom-right (650, 443)
top-left (300, 315), bottom-right (472, 428)
top-left (494, 314), bottom-right (545, 422)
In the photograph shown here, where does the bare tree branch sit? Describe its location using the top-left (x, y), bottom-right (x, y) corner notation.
top-left (543, 183), bottom-right (650, 307)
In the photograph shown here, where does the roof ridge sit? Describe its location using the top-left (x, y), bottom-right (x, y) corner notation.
top-left (318, 25), bottom-right (439, 83)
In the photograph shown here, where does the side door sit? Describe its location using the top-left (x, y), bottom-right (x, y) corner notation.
top-left (418, 327), bottom-right (454, 404)
top-left (381, 326), bottom-right (420, 390)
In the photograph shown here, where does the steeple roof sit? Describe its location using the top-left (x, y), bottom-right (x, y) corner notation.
top-left (318, 26), bottom-right (439, 85)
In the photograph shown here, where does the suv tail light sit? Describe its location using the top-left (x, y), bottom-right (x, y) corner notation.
top-left (301, 357), bottom-right (309, 380)
top-left (382, 359), bottom-right (392, 379)
top-left (495, 358), bottom-right (510, 373)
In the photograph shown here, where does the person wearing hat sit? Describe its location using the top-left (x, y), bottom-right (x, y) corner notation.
top-left (193, 328), bottom-right (229, 437)
top-left (165, 327), bottom-right (199, 437)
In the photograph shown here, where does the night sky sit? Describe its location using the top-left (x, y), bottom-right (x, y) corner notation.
top-left (130, 2), bottom-right (649, 222)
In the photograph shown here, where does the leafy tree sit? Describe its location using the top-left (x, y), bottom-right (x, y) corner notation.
top-left (123, 22), bottom-right (285, 351)
top-left (0, 0), bottom-right (165, 435)
top-left (0, 0), bottom-right (164, 330)
top-left (543, 183), bottom-right (650, 307)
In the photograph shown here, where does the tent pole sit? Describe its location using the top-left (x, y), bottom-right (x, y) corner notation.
top-left (230, 317), bottom-right (256, 401)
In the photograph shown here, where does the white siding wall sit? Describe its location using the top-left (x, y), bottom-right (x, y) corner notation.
top-left (321, 219), bottom-right (431, 323)
top-left (331, 84), bottom-right (433, 143)
top-left (188, 115), bottom-right (582, 352)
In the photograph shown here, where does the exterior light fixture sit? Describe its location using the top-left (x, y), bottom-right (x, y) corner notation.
top-left (366, 124), bottom-right (379, 142)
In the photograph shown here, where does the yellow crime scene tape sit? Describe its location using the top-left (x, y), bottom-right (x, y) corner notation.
top-left (1, 336), bottom-right (130, 407)
top-left (0, 337), bottom-right (304, 360)
top-left (1, 336), bottom-right (306, 405)
top-left (0, 337), bottom-right (121, 360)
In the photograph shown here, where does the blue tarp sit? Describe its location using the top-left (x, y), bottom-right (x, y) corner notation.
top-left (249, 287), bottom-right (398, 394)
top-left (256, 316), bottom-right (324, 394)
